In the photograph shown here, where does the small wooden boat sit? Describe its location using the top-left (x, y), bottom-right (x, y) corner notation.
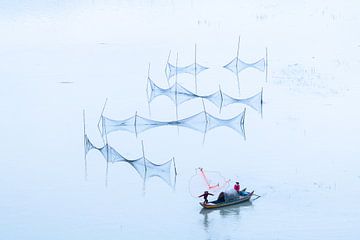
top-left (200, 190), bottom-right (254, 209)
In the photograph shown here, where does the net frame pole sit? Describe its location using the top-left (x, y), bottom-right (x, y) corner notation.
top-left (236, 36), bottom-right (241, 96)
top-left (83, 110), bottom-right (87, 181)
top-left (260, 88), bottom-right (264, 119)
top-left (219, 85), bottom-right (224, 113)
top-left (141, 141), bottom-right (147, 195)
top-left (97, 98), bottom-right (108, 143)
top-left (141, 140), bottom-right (147, 175)
top-left (134, 111), bottom-right (138, 138)
top-left (242, 108), bottom-right (247, 141)
top-left (175, 52), bottom-right (179, 134)
top-left (172, 157), bottom-right (177, 191)
top-left (175, 52), bottom-right (179, 120)
top-left (194, 44), bottom-right (198, 94)
top-left (105, 156), bottom-right (109, 187)
top-left (202, 99), bottom-right (208, 144)
top-left (265, 47), bottom-right (269, 82)
top-left (166, 50), bottom-right (172, 87)
top-left (173, 157), bottom-right (177, 176)
top-left (104, 125), bottom-right (109, 161)
top-left (146, 63), bottom-right (152, 117)
top-left (236, 36), bottom-right (240, 68)
top-left (103, 108), bottom-right (110, 187)
top-left (236, 70), bottom-right (241, 97)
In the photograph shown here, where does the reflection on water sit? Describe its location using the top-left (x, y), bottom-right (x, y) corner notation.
top-left (219, 201), bottom-right (253, 217)
top-left (200, 201), bottom-right (253, 217)
top-left (199, 201), bottom-right (253, 233)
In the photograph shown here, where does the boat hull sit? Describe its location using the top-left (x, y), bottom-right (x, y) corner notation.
top-left (200, 191), bottom-right (254, 209)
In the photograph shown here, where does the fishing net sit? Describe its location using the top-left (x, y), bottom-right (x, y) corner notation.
top-left (128, 157), bottom-right (174, 186)
top-left (188, 168), bottom-right (230, 198)
top-left (223, 57), bottom-right (266, 74)
top-left (84, 135), bottom-right (127, 162)
top-left (206, 110), bottom-right (245, 135)
top-left (223, 189), bottom-right (241, 201)
top-left (165, 62), bottom-right (208, 80)
top-left (99, 109), bottom-right (246, 138)
top-left (147, 78), bottom-right (262, 113)
top-left (100, 115), bottom-right (136, 137)
top-left (84, 134), bottom-right (94, 155)
top-left (222, 90), bottom-right (263, 113)
top-left (84, 135), bottom-right (175, 187)
top-left (147, 77), bottom-right (209, 105)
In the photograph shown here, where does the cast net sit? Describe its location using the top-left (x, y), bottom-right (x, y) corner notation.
top-left (188, 168), bottom-right (230, 198)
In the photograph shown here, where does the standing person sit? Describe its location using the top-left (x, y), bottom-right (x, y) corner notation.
top-left (234, 182), bottom-right (241, 193)
top-left (198, 191), bottom-right (214, 204)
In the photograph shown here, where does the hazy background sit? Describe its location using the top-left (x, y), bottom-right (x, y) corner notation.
top-left (0, 0), bottom-right (360, 239)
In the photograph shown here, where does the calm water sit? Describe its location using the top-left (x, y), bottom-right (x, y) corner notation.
top-left (1, 1), bottom-right (360, 239)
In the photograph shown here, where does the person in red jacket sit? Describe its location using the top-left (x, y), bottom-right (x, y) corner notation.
top-left (234, 182), bottom-right (240, 193)
top-left (198, 191), bottom-right (214, 204)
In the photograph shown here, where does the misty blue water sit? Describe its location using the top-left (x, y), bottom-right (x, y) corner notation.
top-left (1, 1), bottom-right (360, 239)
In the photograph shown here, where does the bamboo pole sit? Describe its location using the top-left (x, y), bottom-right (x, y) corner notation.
top-left (219, 85), bottom-right (224, 113)
top-left (147, 63), bottom-right (152, 117)
top-left (265, 47), bottom-right (269, 82)
top-left (83, 110), bottom-right (87, 181)
top-left (104, 115), bottom-right (109, 187)
top-left (194, 44), bottom-right (198, 93)
top-left (236, 36), bottom-right (241, 96)
top-left (141, 140), bottom-right (147, 176)
top-left (175, 52), bottom-right (179, 134)
top-left (202, 99), bottom-right (208, 144)
top-left (134, 111), bottom-right (138, 138)
top-left (166, 50), bottom-right (172, 87)
top-left (97, 98), bottom-right (108, 143)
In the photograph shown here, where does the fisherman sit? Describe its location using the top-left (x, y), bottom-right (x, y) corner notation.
top-left (198, 191), bottom-right (214, 204)
top-left (234, 182), bottom-right (241, 193)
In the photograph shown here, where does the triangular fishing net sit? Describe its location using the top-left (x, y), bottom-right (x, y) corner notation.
top-left (99, 110), bottom-right (246, 138)
top-left (223, 57), bottom-right (266, 74)
top-left (147, 77), bottom-right (199, 104)
top-left (165, 62), bottom-right (208, 80)
top-left (205, 90), bottom-right (223, 109)
top-left (147, 78), bottom-right (176, 103)
top-left (84, 134), bottom-right (94, 155)
top-left (177, 111), bottom-right (208, 133)
top-left (84, 135), bottom-right (175, 188)
top-left (135, 115), bottom-right (169, 133)
top-left (127, 157), bottom-right (175, 188)
top-left (144, 157), bottom-right (174, 187)
top-left (100, 115), bottom-right (136, 136)
top-left (222, 89), bottom-right (263, 113)
top-left (84, 138), bottom-right (127, 163)
top-left (104, 144), bottom-right (127, 163)
top-left (206, 109), bottom-right (246, 138)
top-left (147, 78), bottom-right (262, 113)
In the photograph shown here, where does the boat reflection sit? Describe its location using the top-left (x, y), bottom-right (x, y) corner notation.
top-left (199, 201), bottom-right (254, 234)
top-left (199, 201), bottom-right (253, 217)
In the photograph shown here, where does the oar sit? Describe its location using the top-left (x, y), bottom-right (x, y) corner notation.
top-left (252, 193), bottom-right (261, 200)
